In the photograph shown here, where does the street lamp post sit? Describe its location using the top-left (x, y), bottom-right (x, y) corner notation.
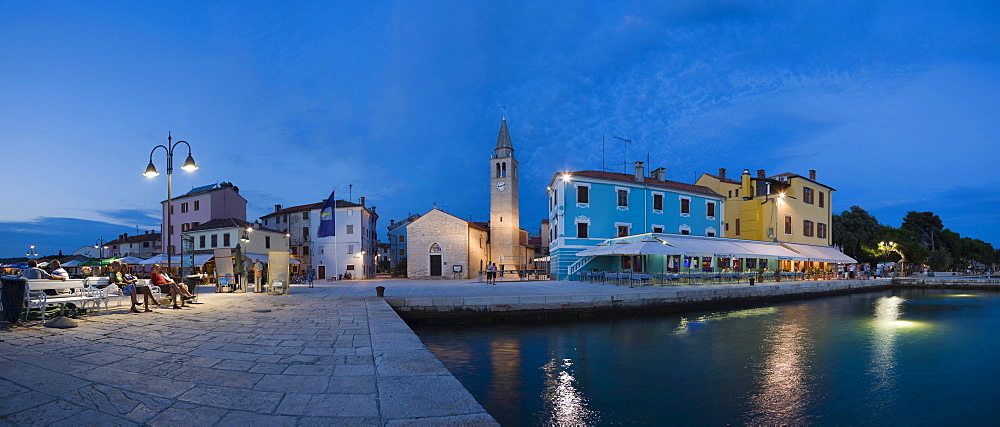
top-left (94, 237), bottom-right (108, 259)
top-left (26, 245), bottom-right (38, 260)
top-left (144, 132), bottom-right (198, 276)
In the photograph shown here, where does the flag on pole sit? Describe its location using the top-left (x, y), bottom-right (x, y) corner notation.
top-left (318, 190), bottom-right (337, 237)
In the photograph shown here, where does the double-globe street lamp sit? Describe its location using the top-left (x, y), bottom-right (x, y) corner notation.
top-left (95, 237), bottom-right (108, 259)
top-left (144, 132), bottom-right (198, 276)
top-left (26, 245), bottom-right (38, 260)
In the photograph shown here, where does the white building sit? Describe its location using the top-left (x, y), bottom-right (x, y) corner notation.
top-left (185, 218), bottom-right (289, 263)
top-left (262, 197), bottom-right (379, 280)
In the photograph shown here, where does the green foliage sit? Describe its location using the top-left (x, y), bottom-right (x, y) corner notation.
top-left (902, 211), bottom-right (944, 250)
top-left (832, 206), bottom-right (881, 262)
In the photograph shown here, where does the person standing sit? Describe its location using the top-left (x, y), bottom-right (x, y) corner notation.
top-left (253, 260), bottom-right (264, 292)
top-left (307, 268), bottom-right (315, 288)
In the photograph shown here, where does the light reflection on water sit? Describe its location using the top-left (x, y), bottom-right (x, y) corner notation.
top-left (540, 358), bottom-right (598, 426)
top-left (745, 305), bottom-right (813, 425)
top-left (413, 289), bottom-right (998, 425)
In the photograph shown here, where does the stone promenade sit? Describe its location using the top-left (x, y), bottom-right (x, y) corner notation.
top-left (0, 285), bottom-right (496, 426)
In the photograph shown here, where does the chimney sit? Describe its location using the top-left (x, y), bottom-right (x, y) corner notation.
top-left (274, 204), bottom-right (282, 212)
top-left (360, 197), bottom-right (366, 207)
top-left (718, 168), bottom-right (726, 180)
top-left (634, 161), bottom-right (645, 183)
top-left (757, 169), bottom-right (766, 178)
top-left (809, 169), bottom-right (816, 180)
top-left (651, 167), bottom-right (667, 181)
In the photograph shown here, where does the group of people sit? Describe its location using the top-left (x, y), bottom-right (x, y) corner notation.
top-left (108, 261), bottom-right (195, 313)
top-left (485, 262), bottom-right (500, 285)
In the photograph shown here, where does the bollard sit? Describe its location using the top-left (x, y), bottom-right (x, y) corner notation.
top-left (375, 286), bottom-right (385, 297)
top-left (749, 277), bottom-right (755, 286)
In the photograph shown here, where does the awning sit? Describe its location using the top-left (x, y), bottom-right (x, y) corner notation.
top-left (245, 253), bottom-right (301, 265)
top-left (731, 240), bottom-right (808, 260)
top-left (781, 243), bottom-right (857, 263)
top-left (652, 234), bottom-right (807, 260)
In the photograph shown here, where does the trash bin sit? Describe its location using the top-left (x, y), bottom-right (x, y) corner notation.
top-left (1, 275), bottom-right (27, 325)
top-left (375, 286), bottom-right (385, 297)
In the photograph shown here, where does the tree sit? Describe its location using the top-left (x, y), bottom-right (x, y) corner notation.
top-left (832, 206), bottom-right (881, 262)
top-left (901, 211), bottom-right (944, 251)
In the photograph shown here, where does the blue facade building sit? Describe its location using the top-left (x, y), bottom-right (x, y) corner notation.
top-left (548, 162), bottom-right (726, 279)
top-left (386, 213), bottom-right (420, 274)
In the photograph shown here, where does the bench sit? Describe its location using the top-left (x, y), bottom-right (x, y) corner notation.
top-left (25, 279), bottom-right (100, 324)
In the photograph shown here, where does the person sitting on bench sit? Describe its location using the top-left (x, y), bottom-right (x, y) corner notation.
top-left (150, 264), bottom-right (195, 309)
top-left (110, 260), bottom-right (160, 313)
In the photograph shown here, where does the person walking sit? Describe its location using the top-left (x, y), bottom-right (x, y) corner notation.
top-left (253, 260), bottom-right (264, 292)
top-left (307, 268), bottom-right (315, 288)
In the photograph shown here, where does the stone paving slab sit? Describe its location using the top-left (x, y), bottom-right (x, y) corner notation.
top-left (0, 285), bottom-right (497, 425)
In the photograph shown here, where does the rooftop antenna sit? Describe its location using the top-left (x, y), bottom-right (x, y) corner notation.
top-left (613, 136), bottom-right (631, 173)
top-left (502, 105), bottom-right (506, 120)
top-left (602, 134), bottom-right (606, 171)
top-left (349, 184), bottom-right (353, 203)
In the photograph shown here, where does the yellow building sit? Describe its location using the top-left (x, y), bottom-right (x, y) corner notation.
top-left (696, 168), bottom-right (834, 245)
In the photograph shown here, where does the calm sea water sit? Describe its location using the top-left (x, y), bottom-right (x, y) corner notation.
top-left (411, 289), bottom-right (1000, 425)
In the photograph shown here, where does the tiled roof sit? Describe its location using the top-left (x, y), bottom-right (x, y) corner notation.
top-left (569, 170), bottom-right (723, 197)
top-left (260, 200), bottom-right (362, 219)
top-left (107, 233), bottom-right (161, 245)
top-left (703, 173), bottom-right (740, 185)
top-left (766, 172), bottom-right (835, 191)
top-left (387, 214), bottom-right (422, 232)
top-left (188, 218), bottom-right (282, 234)
top-left (470, 221), bottom-right (489, 232)
top-left (186, 183), bottom-right (218, 195)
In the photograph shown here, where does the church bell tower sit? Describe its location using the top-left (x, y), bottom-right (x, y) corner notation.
top-left (489, 117), bottom-right (520, 267)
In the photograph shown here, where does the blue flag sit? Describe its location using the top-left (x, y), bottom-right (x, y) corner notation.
top-left (317, 190), bottom-right (336, 237)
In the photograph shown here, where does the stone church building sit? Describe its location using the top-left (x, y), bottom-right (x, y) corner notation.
top-left (407, 118), bottom-right (532, 279)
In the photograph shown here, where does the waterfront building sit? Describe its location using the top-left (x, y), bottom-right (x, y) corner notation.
top-left (106, 231), bottom-right (162, 258)
top-left (186, 218), bottom-right (289, 263)
top-left (696, 168), bottom-right (852, 270)
top-left (161, 182), bottom-right (247, 256)
top-left (306, 198), bottom-right (379, 280)
top-left (260, 203), bottom-right (318, 274)
top-left (548, 162), bottom-right (726, 280)
top-left (386, 213), bottom-right (421, 275)
top-left (406, 208), bottom-right (489, 279)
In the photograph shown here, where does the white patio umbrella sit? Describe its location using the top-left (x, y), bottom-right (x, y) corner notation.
top-left (610, 240), bottom-right (685, 256)
top-left (116, 256), bottom-right (147, 265)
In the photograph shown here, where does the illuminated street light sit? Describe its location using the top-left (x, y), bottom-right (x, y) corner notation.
top-left (145, 132), bottom-right (198, 275)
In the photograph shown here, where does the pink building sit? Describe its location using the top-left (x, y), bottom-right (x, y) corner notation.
top-left (161, 182), bottom-right (247, 255)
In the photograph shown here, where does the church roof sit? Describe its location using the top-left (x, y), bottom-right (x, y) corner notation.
top-left (494, 118), bottom-right (514, 157)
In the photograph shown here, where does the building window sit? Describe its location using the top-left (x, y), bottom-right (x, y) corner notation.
top-left (577, 222), bottom-right (589, 238)
top-left (617, 225), bottom-right (630, 237)
top-left (303, 227), bottom-right (309, 239)
top-left (303, 246), bottom-right (309, 255)
top-left (706, 201), bottom-right (716, 218)
top-left (577, 185), bottom-right (589, 204)
top-left (223, 233), bottom-right (231, 246)
top-left (735, 219), bottom-right (741, 235)
top-left (784, 216), bottom-right (793, 235)
top-left (818, 222), bottom-right (827, 239)
top-left (617, 189), bottom-right (628, 207)
top-left (681, 229), bottom-right (690, 235)
top-left (143, 241), bottom-right (150, 248)
top-left (181, 223), bottom-right (190, 232)
top-left (211, 234), bottom-right (218, 247)
top-left (803, 187), bottom-right (814, 204)
top-left (653, 194), bottom-right (663, 211)
top-left (181, 202), bottom-right (189, 213)
top-left (348, 244), bottom-right (354, 254)
top-left (283, 215), bottom-right (288, 223)
top-left (399, 248), bottom-right (405, 257)
top-left (194, 200), bottom-right (200, 211)
top-left (803, 220), bottom-right (814, 237)
top-left (399, 235), bottom-right (405, 243)
top-left (680, 198), bottom-right (690, 215)
top-left (199, 235), bottom-right (206, 248)
top-left (346, 225), bottom-right (354, 234)
top-left (819, 191), bottom-right (825, 208)
top-left (652, 225), bottom-right (663, 233)
top-left (266, 236), bottom-right (271, 249)
top-left (303, 211), bottom-right (309, 220)
top-left (706, 227), bottom-right (716, 237)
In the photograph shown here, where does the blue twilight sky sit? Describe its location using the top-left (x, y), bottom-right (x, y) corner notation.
top-left (1, 0), bottom-right (998, 257)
